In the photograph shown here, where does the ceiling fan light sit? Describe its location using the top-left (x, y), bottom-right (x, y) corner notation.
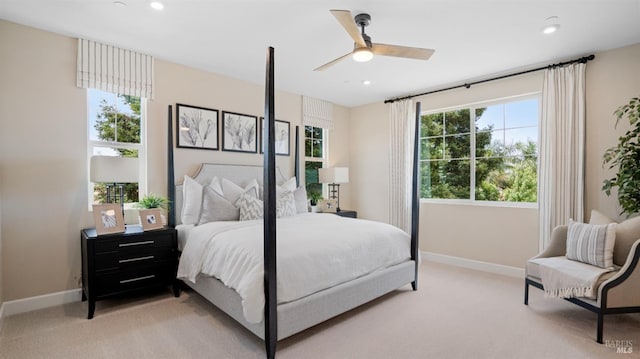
top-left (353, 47), bottom-right (373, 62)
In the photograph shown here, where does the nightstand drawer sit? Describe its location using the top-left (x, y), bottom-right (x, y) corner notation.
top-left (95, 247), bottom-right (173, 271)
top-left (95, 263), bottom-right (174, 297)
top-left (94, 233), bottom-right (173, 254)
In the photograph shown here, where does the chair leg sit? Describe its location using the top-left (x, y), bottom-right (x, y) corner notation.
top-left (524, 280), bottom-right (529, 305)
top-left (597, 312), bottom-right (604, 344)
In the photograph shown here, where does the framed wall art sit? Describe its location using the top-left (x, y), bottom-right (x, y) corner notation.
top-left (260, 118), bottom-right (290, 156)
top-left (176, 103), bottom-right (219, 150)
top-left (139, 208), bottom-right (164, 231)
top-left (92, 204), bottom-right (125, 235)
top-left (222, 111), bottom-right (258, 153)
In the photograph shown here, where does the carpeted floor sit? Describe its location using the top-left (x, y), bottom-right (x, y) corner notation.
top-left (1, 261), bottom-right (638, 358)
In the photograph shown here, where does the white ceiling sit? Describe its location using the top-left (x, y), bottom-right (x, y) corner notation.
top-left (1, 0), bottom-right (639, 107)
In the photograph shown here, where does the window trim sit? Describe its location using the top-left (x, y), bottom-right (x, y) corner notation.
top-left (86, 89), bottom-right (147, 210)
top-left (304, 126), bottom-right (329, 198)
top-left (420, 92), bottom-right (541, 208)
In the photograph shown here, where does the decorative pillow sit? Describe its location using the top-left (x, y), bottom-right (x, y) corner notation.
top-left (566, 219), bottom-right (617, 269)
top-left (239, 193), bottom-right (264, 221)
top-left (181, 175), bottom-right (203, 225)
top-left (209, 176), bottom-right (224, 197)
top-left (276, 191), bottom-right (297, 218)
top-left (293, 186), bottom-right (308, 214)
top-left (198, 186), bottom-right (240, 224)
top-left (222, 178), bottom-right (259, 205)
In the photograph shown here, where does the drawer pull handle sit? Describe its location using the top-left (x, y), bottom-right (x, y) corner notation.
top-left (119, 255), bottom-right (154, 264)
top-left (119, 240), bottom-right (154, 247)
top-left (120, 275), bottom-right (155, 284)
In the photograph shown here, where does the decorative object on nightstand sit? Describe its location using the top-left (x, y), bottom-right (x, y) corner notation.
top-left (137, 193), bottom-right (170, 226)
top-left (318, 198), bottom-right (337, 213)
top-left (319, 167), bottom-right (349, 212)
top-left (81, 225), bottom-right (178, 319)
top-left (92, 203), bottom-right (126, 235)
top-left (90, 155), bottom-right (139, 211)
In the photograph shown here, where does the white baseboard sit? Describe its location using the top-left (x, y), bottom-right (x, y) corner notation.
top-left (422, 251), bottom-right (524, 278)
top-left (3, 289), bottom-right (82, 317)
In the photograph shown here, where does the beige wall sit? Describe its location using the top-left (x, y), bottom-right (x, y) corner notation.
top-left (0, 20), bottom-right (350, 301)
top-left (350, 43), bottom-right (640, 268)
top-left (584, 44), bottom-right (640, 221)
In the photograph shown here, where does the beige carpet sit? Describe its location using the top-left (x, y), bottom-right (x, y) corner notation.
top-left (1, 261), bottom-right (638, 359)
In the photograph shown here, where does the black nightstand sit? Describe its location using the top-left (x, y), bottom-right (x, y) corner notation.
top-left (81, 225), bottom-right (178, 319)
top-left (335, 210), bottom-right (357, 218)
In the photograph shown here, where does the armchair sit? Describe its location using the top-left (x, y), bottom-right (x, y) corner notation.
top-left (524, 211), bottom-right (640, 343)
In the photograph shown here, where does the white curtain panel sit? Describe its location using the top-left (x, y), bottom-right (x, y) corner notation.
top-left (76, 38), bottom-right (154, 99)
top-left (539, 63), bottom-right (586, 249)
top-left (389, 99), bottom-right (415, 233)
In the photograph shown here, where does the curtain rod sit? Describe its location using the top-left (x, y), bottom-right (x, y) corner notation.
top-left (384, 54), bottom-right (595, 104)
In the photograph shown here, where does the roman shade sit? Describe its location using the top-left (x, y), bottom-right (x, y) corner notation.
top-left (76, 38), bottom-right (154, 99)
top-left (302, 96), bottom-right (333, 130)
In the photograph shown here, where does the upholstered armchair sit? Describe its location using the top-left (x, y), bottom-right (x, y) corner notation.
top-left (524, 211), bottom-right (640, 343)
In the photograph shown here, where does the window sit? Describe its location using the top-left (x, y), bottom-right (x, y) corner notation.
top-left (420, 95), bottom-right (539, 203)
top-left (304, 125), bottom-right (327, 199)
top-left (88, 89), bottom-right (146, 206)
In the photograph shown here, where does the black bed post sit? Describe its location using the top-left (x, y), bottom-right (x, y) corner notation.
top-left (410, 102), bottom-right (421, 291)
top-left (294, 126), bottom-right (300, 187)
top-left (263, 46), bottom-right (278, 359)
top-left (167, 105), bottom-right (176, 228)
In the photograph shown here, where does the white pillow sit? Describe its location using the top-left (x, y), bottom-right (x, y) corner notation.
top-left (209, 176), bottom-right (224, 196)
top-left (239, 193), bottom-right (264, 221)
top-left (181, 175), bottom-right (203, 225)
top-left (198, 186), bottom-right (240, 224)
top-left (276, 191), bottom-right (297, 218)
top-left (293, 186), bottom-right (308, 214)
top-left (222, 178), bottom-right (259, 205)
top-left (566, 219), bottom-right (617, 269)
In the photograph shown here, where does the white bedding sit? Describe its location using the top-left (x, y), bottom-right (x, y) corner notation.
top-left (177, 213), bottom-right (411, 323)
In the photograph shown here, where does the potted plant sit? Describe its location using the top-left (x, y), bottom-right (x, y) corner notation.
top-left (602, 96), bottom-right (640, 216)
top-left (137, 193), bottom-right (170, 224)
top-left (308, 192), bottom-right (323, 213)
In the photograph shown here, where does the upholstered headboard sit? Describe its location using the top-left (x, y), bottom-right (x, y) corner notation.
top-left (174, 163), bottom-right (286, 226)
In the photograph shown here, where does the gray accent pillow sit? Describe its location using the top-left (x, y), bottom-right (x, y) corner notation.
top-left (566, 219), bottom-right (617, 269)
top-left (198, 186), bottom-right (240, 224)
top-left (277, 192), bottom-right (297, 218)
top-left (239, 193), bottom-right (263, 221)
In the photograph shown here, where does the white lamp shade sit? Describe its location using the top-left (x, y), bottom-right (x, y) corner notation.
top-left (319, 167), bottom-right (349, 184)
top-left (90, 156), bottom-right (139, 183)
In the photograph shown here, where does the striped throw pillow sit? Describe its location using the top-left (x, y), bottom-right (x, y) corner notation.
top-left (566, 219), bottom-right (617, 269)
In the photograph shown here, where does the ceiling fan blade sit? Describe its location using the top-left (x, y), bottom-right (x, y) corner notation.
top-left (372, 43), bottom-right (435, 60)
top-left (314, 52), bottom-right (352, 71)
top-left (330, 10), bottom-right (366, 48)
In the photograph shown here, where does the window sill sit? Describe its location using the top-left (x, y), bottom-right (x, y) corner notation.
top-left (420, 198), bottom-right (538, 209)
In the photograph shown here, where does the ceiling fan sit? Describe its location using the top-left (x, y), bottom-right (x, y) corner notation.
top-left (314, 10), bottom-right (435, 71)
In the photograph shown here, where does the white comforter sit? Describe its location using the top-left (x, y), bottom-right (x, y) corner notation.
top-left (177, 213), bottom-right (411, 323)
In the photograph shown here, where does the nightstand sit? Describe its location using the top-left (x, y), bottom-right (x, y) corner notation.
top-left (335, 210), bottom-right (357, 218)
top-left (81, 225), bottom-right (178, 319)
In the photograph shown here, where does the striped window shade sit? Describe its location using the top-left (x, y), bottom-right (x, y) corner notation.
top-left (76, 38), bottom-right (154, 99)
top-left (303, 96), bottom-right (333, 130)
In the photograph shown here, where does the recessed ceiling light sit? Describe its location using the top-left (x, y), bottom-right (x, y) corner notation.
top-left (113, 1), bottom-right (127, 6)
top-left (362, 80), bottom-right (371, 85)
top-left (542, 16), bottom-right (560, 35)
top-left (150, 1), bottom-right (164, 10)
top-left (542, 24), bottom-right (560, 34)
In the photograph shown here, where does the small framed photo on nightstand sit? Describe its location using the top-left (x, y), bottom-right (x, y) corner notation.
top-left (139, 209), bottom-right (164, 231)
top-left (92, 204), bottom-right (125, 235)
top-left (319, 199), bottom-right (337, 213)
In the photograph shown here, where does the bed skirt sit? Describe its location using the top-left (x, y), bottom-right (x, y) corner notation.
top-left (183, 259), bottom-right (416, 340)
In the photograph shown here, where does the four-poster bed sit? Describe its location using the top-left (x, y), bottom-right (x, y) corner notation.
top-left (167, 47), bottom-right (421, 359)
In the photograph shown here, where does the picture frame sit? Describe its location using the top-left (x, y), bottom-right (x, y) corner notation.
top-left (176, 103), bottom-right (219, 150)
top-left (260, 118), bottom-right (290, 156)
top-left (222, 111), bottom-right (258, 153)
top-left (319, 198), bottom-right (338, 213)
top-left (92, 204), bottom-right (125, 235)
top-left (139, 208), bottom-right (164, 231)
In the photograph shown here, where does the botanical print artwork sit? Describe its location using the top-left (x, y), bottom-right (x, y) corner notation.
top-left (177, 104), bottom-right (219, 150)
top-left (260, 118), bottom-right (290, 156)
top-left (223, 112), bottom-right (257, 153)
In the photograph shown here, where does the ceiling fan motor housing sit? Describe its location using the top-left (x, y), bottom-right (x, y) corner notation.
top-left (354, 13), bottom-right (372, 47)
